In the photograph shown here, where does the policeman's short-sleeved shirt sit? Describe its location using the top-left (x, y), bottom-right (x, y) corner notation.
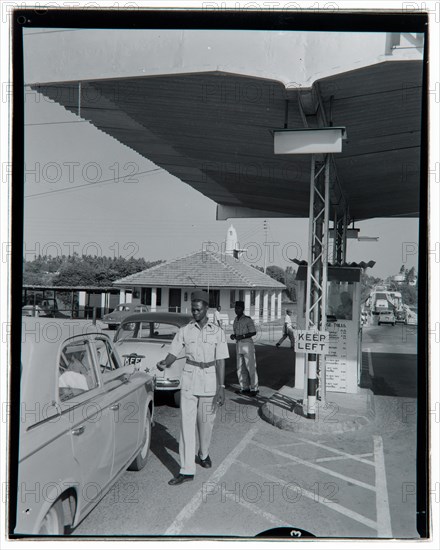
top-left (169, 320), bottom-right (229, 396)
top-left (233, 315), bottom-right (256, 340)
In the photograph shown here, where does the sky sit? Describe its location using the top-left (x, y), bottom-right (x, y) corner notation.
top-left (21, 27), bottom-right (421, 280)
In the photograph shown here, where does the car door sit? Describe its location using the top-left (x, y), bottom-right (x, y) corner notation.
top-left (93, 336), bottom-right (142, 476)
top-left (57, 336), bottom-right (115, 509)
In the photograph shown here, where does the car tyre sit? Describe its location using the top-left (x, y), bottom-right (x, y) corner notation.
top-left (128, 408), bottom-right (152, 471)
top-left (173, 390), bottom-right (181, 408)
top-left (378, 322), bottom-right (381, 326)
top-left (38, 499), bottom-right (64, 535)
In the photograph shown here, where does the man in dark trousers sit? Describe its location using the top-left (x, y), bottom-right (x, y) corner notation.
top-left (157, 290), bottom-right (229, 486)
top-left (231, 300), bottom-right (258, 397)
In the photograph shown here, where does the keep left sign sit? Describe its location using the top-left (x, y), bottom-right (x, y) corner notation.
top-left (294, 330), bottom-right (329, 354)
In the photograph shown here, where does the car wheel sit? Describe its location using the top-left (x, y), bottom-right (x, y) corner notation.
top-left (38, 499), bottom-right (64, 535)
top-left (173, 390), bottom-right (181, 408)
top-left (378, 322), bottom-right (381, 326)
top-left (128, 408), bottom-right (152, 471)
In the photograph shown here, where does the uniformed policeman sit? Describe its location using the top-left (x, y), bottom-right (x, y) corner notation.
top-left (157, 290), bottom-right (229, 486)
top-left (231, 300), bottom-right (258, 396)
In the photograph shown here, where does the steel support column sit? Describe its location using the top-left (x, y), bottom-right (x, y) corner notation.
top-left (303, 154), bottom-right (331, 418)
top-left (333, 207), bottom-right (349, 264)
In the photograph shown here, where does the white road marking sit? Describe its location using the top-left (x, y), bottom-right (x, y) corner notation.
top-left (224, 491), bottom-right (285, 527)
top-left (373, 435), bottom-right (393, 537)
top-left (251, 441), bottom-right (376, 492)
top-left (366, 347), bottom-right (374, 377)
top-left (234, 459), bottom-right (378, 531)
top-left (272, 442), bottom-right (308, 448)
top-left (164, 424), bottom-right (260, 535)
top-left (316, 453), bottom-right (374, 464)
top-left (294, 436), bottom-right (375, 466)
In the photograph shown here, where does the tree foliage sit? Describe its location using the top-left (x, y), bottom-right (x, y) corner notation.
top-left (251, 264), bottom-right (297, 302)
top-left (23, 254), bottom-right (164, 287)
top-left (361, 273), bottom-right (382, 303)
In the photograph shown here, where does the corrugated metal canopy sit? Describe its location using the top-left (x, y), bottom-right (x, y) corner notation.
top-left (34, 59), bottom-right (422, 221)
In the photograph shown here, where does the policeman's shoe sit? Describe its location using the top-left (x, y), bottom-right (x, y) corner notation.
top-left (198, 453), bottom-right (212, 468)
top-left (168, 474), bottom-right (194, 486)
top-left (249, 390), bottom-right (259, 397)
top-left (235, 388), bottom-right (250, 395)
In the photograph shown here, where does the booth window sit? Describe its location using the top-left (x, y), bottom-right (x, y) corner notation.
top-left (327, 282), bottom-right (354, 320)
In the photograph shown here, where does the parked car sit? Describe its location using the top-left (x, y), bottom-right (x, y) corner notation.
top-left (102, 303), bottom-right (149, 330)
top-left (378, 310), bottom-right (396, 326)
top-left (114, 312), bottom-right (193, 406)
top-left (15, 318), bottom-right (155, 535)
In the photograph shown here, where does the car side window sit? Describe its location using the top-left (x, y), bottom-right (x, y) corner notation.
top-left (96, 338), bottom-right (121, 376)
top-left (139, 322), bottom-right (179, 340)
top-left (59, 340), bottom-right (98, 402)
top-left (115, 323), bottom-right (139, 341)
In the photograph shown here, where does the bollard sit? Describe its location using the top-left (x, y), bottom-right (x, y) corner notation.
top-left (307, 353), bottom-right (317, 419)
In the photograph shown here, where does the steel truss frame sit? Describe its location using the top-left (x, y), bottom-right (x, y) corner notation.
top-left (297, 87), bottom-right (351, 419)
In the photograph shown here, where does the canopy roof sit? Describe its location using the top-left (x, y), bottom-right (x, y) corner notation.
top-left (35, 58), bottom-right (423, 221)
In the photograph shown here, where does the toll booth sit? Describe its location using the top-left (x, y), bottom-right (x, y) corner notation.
top-left (295, 265), bottom-right (363, 394)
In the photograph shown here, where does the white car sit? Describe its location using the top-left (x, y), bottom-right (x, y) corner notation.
top-left (15, 318), bottom-right (154, 535)
top-left (378, 311), bottom-right (396, 326)
top-left (114, 312), bottom-right (193, 406)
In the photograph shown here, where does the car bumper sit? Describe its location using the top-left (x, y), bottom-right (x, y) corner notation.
top-left (155, 378), bottom-right (181, 390)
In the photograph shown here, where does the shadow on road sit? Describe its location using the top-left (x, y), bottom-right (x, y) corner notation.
top-left (150, 421), bottom-right (180, 476)
top-left (225, 343), bottom-right (296, 393)
top-left (361, 351), bottom-right (417, 398)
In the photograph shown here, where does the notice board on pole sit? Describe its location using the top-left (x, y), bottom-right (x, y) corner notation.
top-left (294, 330), bottom-right (329, 354)
top-left (325, 320), bottom-right (359, 392)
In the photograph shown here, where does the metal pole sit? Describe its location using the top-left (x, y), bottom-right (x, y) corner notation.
top-left (303, 156), bottom-right (316, 410)
top-left (320, 155), bottom-right (330, 406)
top-left (342, 208), bottom-right (348, 263)
top-left (303, 155), bottom-right (330, 419)
top-left (263, 220), bottom-right (268, 274)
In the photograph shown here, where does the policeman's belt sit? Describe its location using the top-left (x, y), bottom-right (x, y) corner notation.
top-left (186, 359), bottom-right (216, 368)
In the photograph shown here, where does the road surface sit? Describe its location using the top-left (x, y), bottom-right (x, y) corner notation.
top-left (73, 322), bottom-right (419, 538)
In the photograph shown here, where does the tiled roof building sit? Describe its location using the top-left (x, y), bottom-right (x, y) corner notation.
top-left (114, 250), bottom-right (286, 322)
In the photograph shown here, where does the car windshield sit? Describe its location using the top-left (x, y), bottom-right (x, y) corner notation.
top-left (115, 305), bottom-right (131, 312)
top-left (116, 321), bottom-right (180, 342)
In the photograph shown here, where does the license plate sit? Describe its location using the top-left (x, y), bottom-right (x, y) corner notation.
top-left (123, 355), bottom-right (142, 366)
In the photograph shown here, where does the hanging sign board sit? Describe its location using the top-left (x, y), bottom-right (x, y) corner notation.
top-left (294, 330), bottom-right (329, 354)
